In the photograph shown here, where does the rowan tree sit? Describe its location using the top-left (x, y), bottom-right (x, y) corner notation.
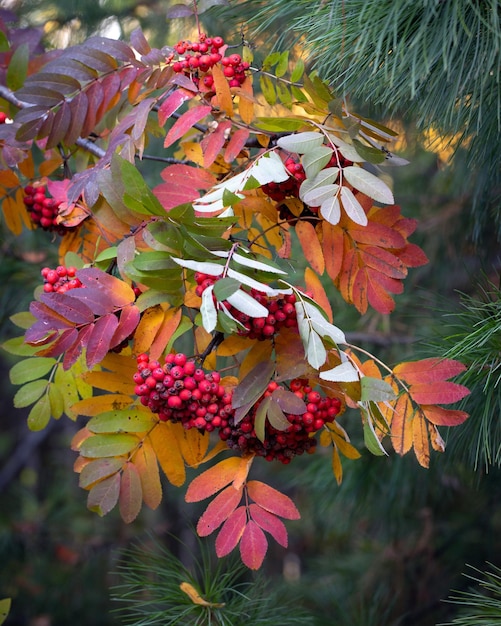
top-left (0, 0), bottom-right (471, 584)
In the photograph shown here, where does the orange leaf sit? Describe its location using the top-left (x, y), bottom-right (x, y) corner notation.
top-left (409, 382), bottom-right (470, 405)
top-left (428, 422), bottom-right (446, 452)
top-left (237, 75), bottom-right (254, 125)
top-left (366, 271), bottom-right (395, 314)
top-left (174, 424), bottom-right (210, 467)
top-left (304, 268), bottom-right (332, 321)
top-left (215, 506), bottom-right (247, 557)
top-left (71, 394), bottom-right (134, 417)
top-left (185, 456), bottom-right (243, 502)
top-left (295, 220), bottom-right (325, 275)
top-left (412, 413), bottom-right (430, 468)
top-left (322, 221), bottom-right (344, 280)
top-left (387, 393), bottom-right (414, 455)
top-left (202, 120), bottom-right (232, 168)
top-left (239, 339), bottom-right (274, 382)
top-left (246, 480), bottom-right (300, 519)
top-left (421, 404), bottom-right (469, 426)
top-left (211, 64), bottom-right (234, 117)
top-left (132, 305), bottom-right (165, 356)
top-left (196, 484), bottom-right (244, 537)
top-left (149, 307), bottom-right (182, 362)
top-left (240, 520), bottom-right (268, 570)
top-left (148, 422), bottom-right (186, 486)
top-left (119, 461), bottom-right (143, 523)
top-left (393, 358), bottom-right (467, 384)
top-left (133, 441), bottom-right (162, 510)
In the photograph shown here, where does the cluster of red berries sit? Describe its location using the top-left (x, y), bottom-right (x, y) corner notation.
top-left (169, 34), bottom-right (250, 88)
top-left (133, 352), bottom-right (234, 431)
top-left (262, 153), bottom-right (354, 222)
top-left (194, 272), bottom-right (300, 339)
top-left (219, 380), bottom-right (341, 464)
top-left (41, 265), bottom-right (82, 293)
top-left (23, 184), bottom-right (68, 234)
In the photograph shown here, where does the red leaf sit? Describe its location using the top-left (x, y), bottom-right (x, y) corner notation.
top-left (65, 286), bottom-right (114, 315)
top-left (39, 292), bottom-right (95, 324)
top-left (409, 381), bottom-right (471, 405)
top-left (65, 91), bottom-right (88, 146)
top-left (196, 484), bottom-right (243, 537)
top-left (393, 358), bottom-right (467, 384)
top-left (359, 246), bottom-right (407, 279)
top-left (153, 164), bottom-right (216, 211)
top-left (246, 481), bottom-right (300, 520)
top-left (96, 73), bottom-right (122, 119)
top-left (215, 506), bottom-right (247, 558)
top-left (395, 242), bottom-right (428, 267)
top-left (185, 457), bottom-right (242, 502)
top-left (163, 104), bottom-right (212, 148)
top-left (81, 81), bottom-right (104, 138)
top-left (63, 324), bottom-right (93, 369)
top-left (366, 273), bottom-right (396, 314)
top-left (249, 503), bottom-right (288, 547)
top-left (421, 405), bottom-right (470, 426)
top-left (350, 221), bottom-right (406, 248)
top-left (157, 88), bottom-right (196, 127)
top-left (76, 268), bottom-right (135, 308)
top-left (224, 128), bottom-right (250, 163)
top-left (46, 101), bottom-right (71, 149)
top-left (28, 301), bottom-right (75, 331)
top-left (36, 327), bottom-right (79, 358)
top-left (240, 520), bottom-right (268, 570)
top-left (202, 120), bottom-right (232, 168)
top-left (110, 304), bottom-right (140, 348)
top-left (86, 313), bottom-right (119, 368)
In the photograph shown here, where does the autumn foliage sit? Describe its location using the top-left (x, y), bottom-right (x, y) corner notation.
top-left (0, 10), bottom-right (470, 570)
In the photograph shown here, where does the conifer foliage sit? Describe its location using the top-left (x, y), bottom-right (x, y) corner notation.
top-left (0, 3), bottom-right (471, 569)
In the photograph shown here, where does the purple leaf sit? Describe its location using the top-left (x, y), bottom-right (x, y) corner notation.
top-left (86, 313), bottom-right (119, 368)
top-left (39, 292), bottom-right (95, 324)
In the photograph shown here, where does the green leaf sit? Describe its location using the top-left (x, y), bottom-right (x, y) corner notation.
top-left (13, 379), bottom-right (48, 408)
top-left (166, 315), bottom-right (193, 351)
top-left (254, 117), bottom-right (305, 132)
top-left (360, 376), bottom-right (396, 403)
top-left (262, 51), bottom-right (282, 71)
top-left (275, 51), bottom-right (289, 77)
top-left (27, 394), bottom-right (51, 431)
top-left (7, 43), bottom-right (29, 91)
top-left (259, 74), bottom-right (276, 106)
top-left (9, 357), bottom-right (56, 385)
top-left (307, 330), bottom-right (327, 369)
top-left (80, 433), bottom-right (140, 458)
top-left (302, 145), bottom-right (333, 179)
top-left (213, 277), bottom-right (240, 301)
top-left (9, 311), bottom-right (36, 330)
top-left (276, 131), bottom-right (324, 154)
top-left (290, 58), bottom-right (305, 83)
top-left (87, 408), bottom-right (157, 433)
top-left (0, 598), bottom-right (11, 626)
top-left (352, 138), bottom-right (386, 164)
top-left (1, 335), bottom-right (38, 356)
top-left (94, 246), bottom-right (118, 264)
top-left (217, 309), bottom-right (238, 334)
top-left (363, 419), bottom-right (388, 456)
top-left (222, 187), bottom-right (244, 206)
top-left (49, 383), bottom-right (65, 419)
top-left (254, 395), bottom-right (271, 442)
top-left (343, 166), bottom-right (394, 204)
top-left (267, 399), bottom-right (290, 431)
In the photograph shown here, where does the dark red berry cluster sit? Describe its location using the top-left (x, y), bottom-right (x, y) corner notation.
top-left (262, 153), bottom-right (354, 222)
top-left (169, 34), bottom-right (250, 88)
top-left (133, 352), bottom-right (233, 431)
top-left (194, 272), bottom-right (299, 339)
top-left (23, 184), bottom-right (68, 234)
top-left (41, 265), bottom-right (82, 293)
top-left (219, 380), bottom-right (342, 464)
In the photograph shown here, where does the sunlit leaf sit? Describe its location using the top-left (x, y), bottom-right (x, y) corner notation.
top-left (343, 166), bottom-right (394, 204)
top-left (246, 480), bottom-right (300, 519)
top-left (197, 484), bottom-right (243, 537)
top-left (276, 131), bottom-right (324, 154)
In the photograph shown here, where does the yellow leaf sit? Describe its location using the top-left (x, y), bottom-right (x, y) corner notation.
top-left (175, 423), bottom-right (210, 467)
top-left (39, 155), bottom-right (64, 177)
top-left (54, 364), bottom-right (80, 420)
top-left (428, 422), bottom-right (446, 453)
top-left (331, 446), bottom-right (343, 485)
top-left (133, 305), bottom-right (165, 356)
top-left (232, 454), bottom-right (254, 490)
top-left (217, 335), bottom-right (254, 356)
top-left (83, 371), bottom-right (136, 395)
top-left (387, 393), bottom-right (414, 456)
top-left (239, 340), bottom-right (273, 382)
top-left (412, 413), bottom-right (430, 468)
top-left (180, 141), bottom-right (204, 166)
top-left (148, 422), bottom-right (186, 486)
top-left (71, 394), bottom-right (135, 417)
top-left (133, 440), bottom-right (162, 510)
top-left (180, 582), bottom-right (225, 607)
top-left (2, 195), bottom-right (23, 236)
top-left (195, 326), bottom-right (215, 369)
top-left (0, 169), bottom-right (19, 187)
top-left (304, 267), bottom-right (332, 322)
top-left (211, 64), bottom-right (234, 117)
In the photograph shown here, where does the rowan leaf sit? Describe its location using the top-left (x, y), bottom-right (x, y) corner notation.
top-left (225, 288), bottom-right (269, 318)
top-left (133, 440), bottom-right (162, 510)
top-left (148, 422), bottom-right (186, 486)
top-left (27, 394), bottom-right (51, 431)
top-left (38, 292), bottom-right (94, 325)
top-left (9, 357), bottom-right (55, 385)
top-left (343, 166), bottom-right (394, 204)
top-left (196, 484), bottom-right (244, 537)
top-left (79, 433), bottom-right (140, 458)
top-left (87, 473), bottom-right (121, 516)
top-left (71, 394), bottom-right (134, 417)
top-left (87, 407), bottom-right (157, 433)
top-left (276, 131), bottom-right (324, 153)
top-left (215, 506), bottom-right (247, 558)
top-left (271, 387), bottom-right (306, 415)
top-left (0, 598), bottom-right (11, 626)
top-left (86, 313), bottom-right (119, 369)
top-left (360, 376), bottom-right (396, 403)
top-left (164, 104), bottom-right (212, 148)
top-left (295, 220), bottom-right (325, 275)
top-left (79, 457), bottom-right (124, 489)
top-left (421, 405), bottom-right (469, 426)
top-left (13, 379), bottom-right (48, 409)
top-left (232, 360), bottom-right (275, 410)
top-left (385, 392), bottom-right (414, 456)
top-left (409, 382), bottom-right (470, 405)
top-left (320, 361), bottom-right (360, 383)
top-left (412, 413), bottom-right (430, 468)
top-left (393, 358), bottom-right (467, 384)
top-left (340, 185), bottom-right (368, 226)
top-left (211, 63), bottom-right (233, 117)
top-left (320, 195), bottom-right (341, 225)
top-left (246, 480), bottom-right (300, 519)
top-left (185, 456), bottom-right (243, 502)
top-left (76, 268), bottom-right (136, 308)
top-left (201, 284), bottom-right (218, 333)
top-left (249, 503), bottom-right (288, 547)
top-left (157, 87), bottom-right (195, 126)
top-left (119, 461), bottom-right (143, 523)
top-left (240, 520), bottom-right (268, 570)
